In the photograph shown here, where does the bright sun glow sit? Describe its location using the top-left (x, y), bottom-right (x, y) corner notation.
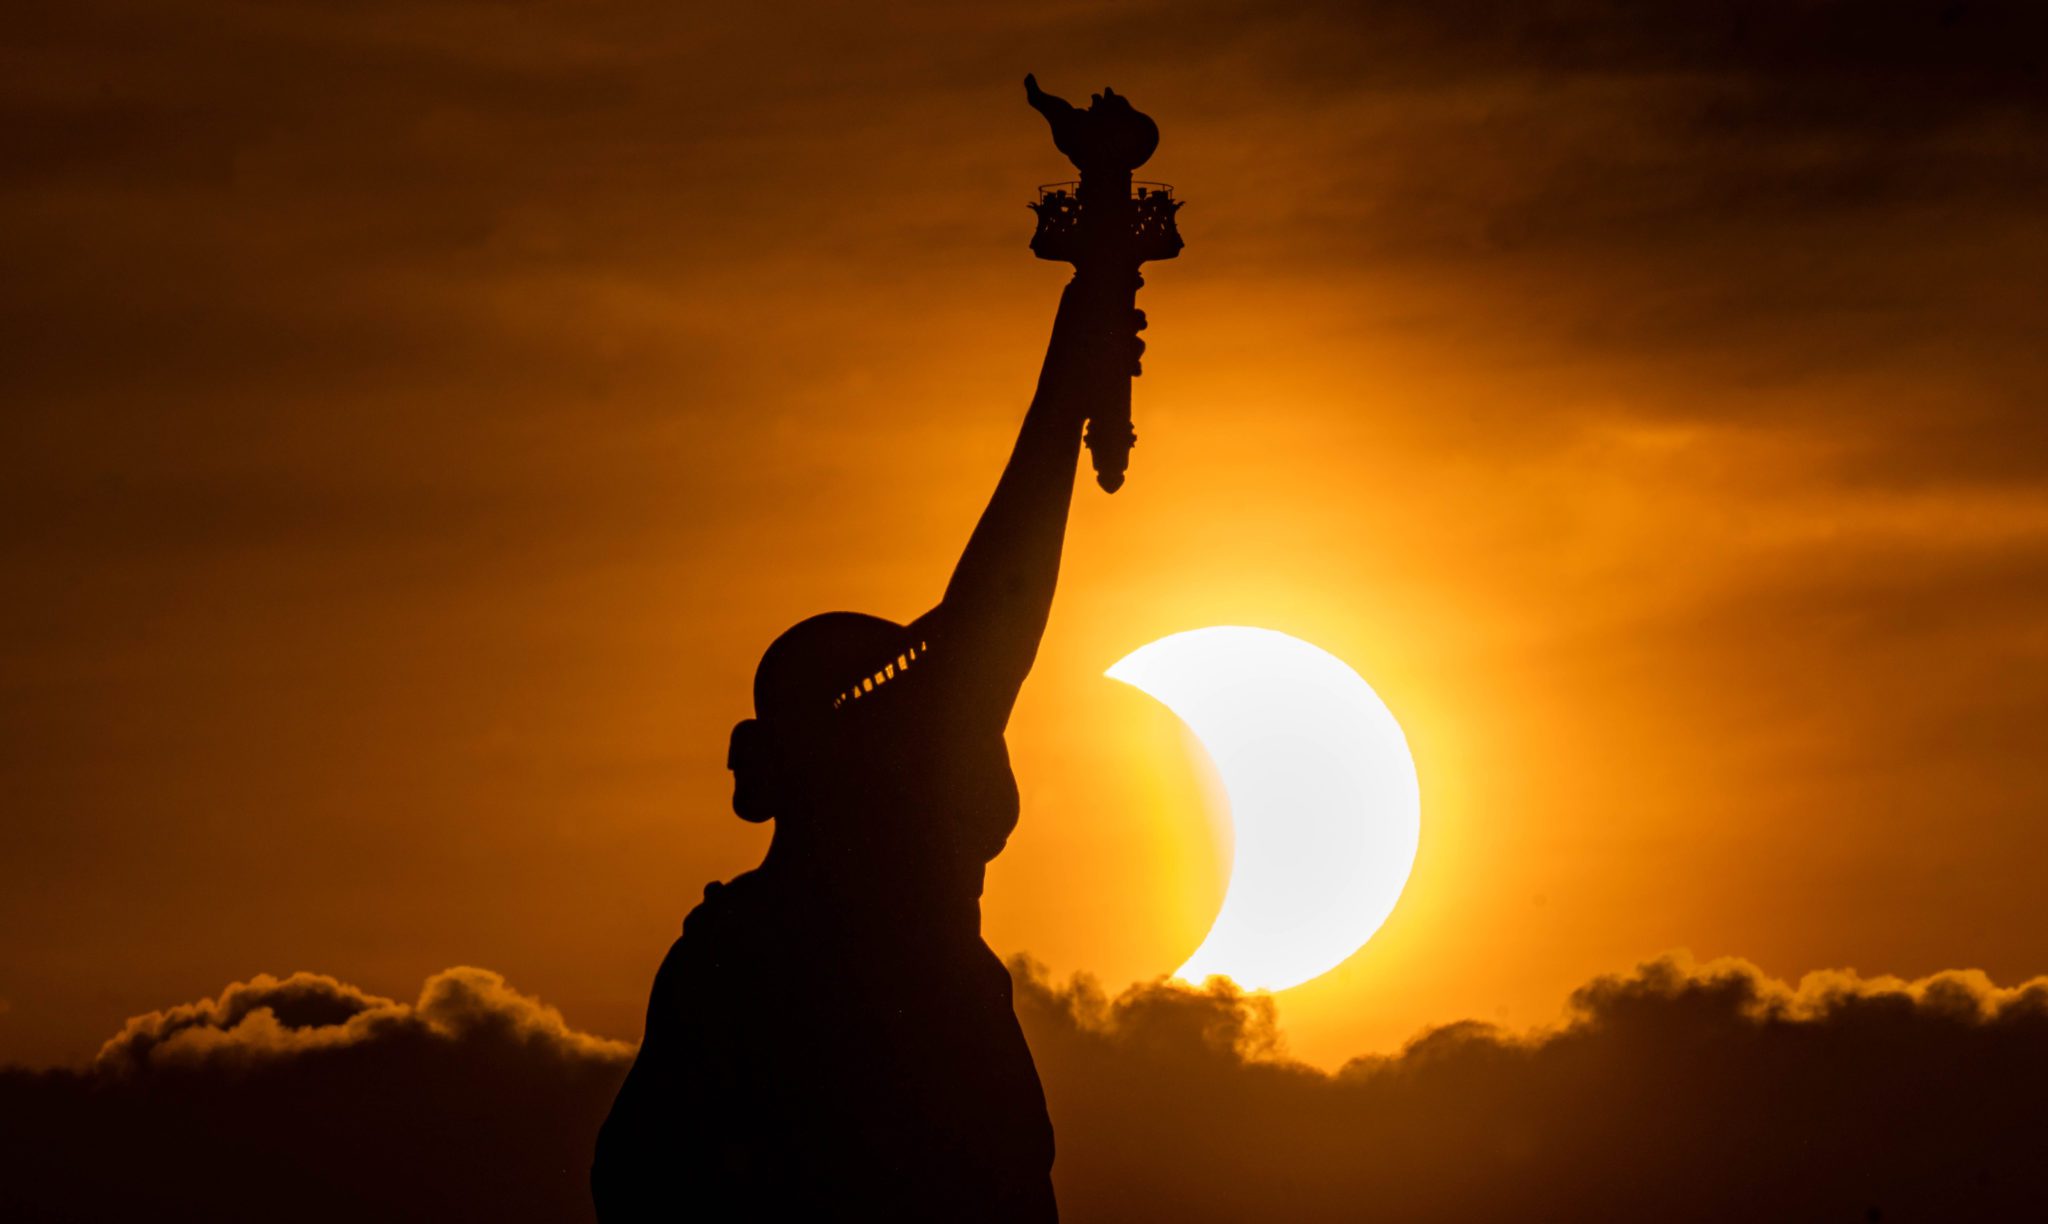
top-left (1108, 626), bottom-right (1421, 992)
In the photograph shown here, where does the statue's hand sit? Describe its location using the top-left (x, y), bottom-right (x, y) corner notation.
top-left (1024, 74), bottom-right (1159, 175)
top-left (1039, 284), bottom-right (1150, 415)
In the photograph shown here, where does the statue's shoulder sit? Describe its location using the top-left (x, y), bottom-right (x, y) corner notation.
top-left (677, 870), bottom-right (777, 942)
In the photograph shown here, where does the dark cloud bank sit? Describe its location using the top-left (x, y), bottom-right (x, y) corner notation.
top-left (4, 955), bottom-right (2046, 1221)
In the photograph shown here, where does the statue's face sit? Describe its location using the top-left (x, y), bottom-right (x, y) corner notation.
top-left (786, 719), bottom-right (1020, 867)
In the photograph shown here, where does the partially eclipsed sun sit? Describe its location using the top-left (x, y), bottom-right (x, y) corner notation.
top-left (1107, 627), bottom-right (1421, 992)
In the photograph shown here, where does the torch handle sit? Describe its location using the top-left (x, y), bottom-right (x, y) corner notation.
top-left (1072, 171), bottom-right (1143, 494)
top-left (1076, 264), bottom-right (1142, 494)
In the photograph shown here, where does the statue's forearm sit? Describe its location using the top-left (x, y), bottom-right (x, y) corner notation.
top-left (918, 78), bottom-right (1171, 719)
top-left (936, 278), bottom-right (1124, 715)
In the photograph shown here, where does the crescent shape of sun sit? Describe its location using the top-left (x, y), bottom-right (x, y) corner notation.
top-left (1107, 626), bottom-right (1421, 992)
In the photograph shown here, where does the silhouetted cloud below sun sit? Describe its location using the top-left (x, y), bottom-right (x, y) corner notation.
top-left (5, 953), bottom-right (2046, 1221)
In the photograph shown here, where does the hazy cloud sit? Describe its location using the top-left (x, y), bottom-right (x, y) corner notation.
top-left (1028, 952), bottom-right (2048, 1221)
top-left (7, 954), bottom-right (2047, 1221)
top-left (2, 968), bottom-right (630, 1221)
top-left (95, 965), bottom-right (630, 1073)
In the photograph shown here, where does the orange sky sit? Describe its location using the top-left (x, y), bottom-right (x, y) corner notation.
top-left (4, 0), bottom-right (2046, 1070)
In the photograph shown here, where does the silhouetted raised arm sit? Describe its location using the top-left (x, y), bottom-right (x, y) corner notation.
top-left (921, 275), bottom-right (1136, 726)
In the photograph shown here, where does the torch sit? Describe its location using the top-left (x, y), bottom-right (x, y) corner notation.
top-left (1025, 76), bottom-right (1183, 493)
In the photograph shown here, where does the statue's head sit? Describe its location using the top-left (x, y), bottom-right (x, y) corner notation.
top-left (727, 612), bottom-right (1021, 869)
top-left (727, 612), bottom-right (905, 824)
top-left (1025, 74), bottom-right (1159, 175)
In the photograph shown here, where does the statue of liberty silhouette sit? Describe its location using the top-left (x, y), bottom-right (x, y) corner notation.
top-left (592, 76), bottom-right (1181, 1221)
